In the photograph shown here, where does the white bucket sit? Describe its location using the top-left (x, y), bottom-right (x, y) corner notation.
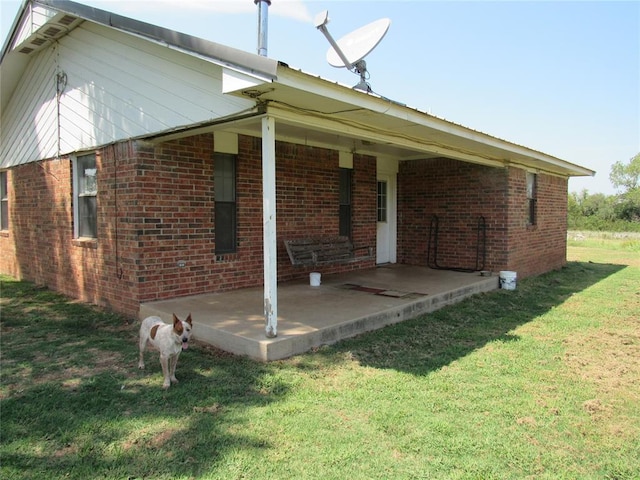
top-left (309, 272), bottom-right (321, 287)
top-left (499, 271), bottom-right (517, 290)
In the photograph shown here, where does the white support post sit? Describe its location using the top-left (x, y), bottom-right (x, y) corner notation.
top-left (262, 115), bottom-right (278, 338)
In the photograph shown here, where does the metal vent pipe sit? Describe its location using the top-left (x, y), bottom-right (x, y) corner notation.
top-left (255, 0), bottom-right (271, 56)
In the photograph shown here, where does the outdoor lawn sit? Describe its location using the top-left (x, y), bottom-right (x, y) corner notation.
top-left (1, 237), bottom-right (638, 480)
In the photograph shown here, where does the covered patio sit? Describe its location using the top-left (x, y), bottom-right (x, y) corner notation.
top-left (139, 265), bottom-right (499, 361)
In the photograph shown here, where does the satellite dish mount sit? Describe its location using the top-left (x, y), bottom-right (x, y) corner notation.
top-left (315, 10), bottom-right (390, 92)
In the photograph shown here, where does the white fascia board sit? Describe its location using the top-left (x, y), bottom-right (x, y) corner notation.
top-left (222, 67), bottom-right (272, 94)
top-left (110, 28), bottom-right (276, 84)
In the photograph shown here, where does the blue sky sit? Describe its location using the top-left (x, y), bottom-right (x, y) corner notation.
top-left (1, 0), bottom-right (638, 195)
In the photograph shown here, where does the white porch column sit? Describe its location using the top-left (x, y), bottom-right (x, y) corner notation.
top-left (262, 115), bottom-right (278, 338)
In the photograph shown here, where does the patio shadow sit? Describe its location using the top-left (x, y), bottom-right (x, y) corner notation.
top-left (323, 261), bottom-right (625, 375)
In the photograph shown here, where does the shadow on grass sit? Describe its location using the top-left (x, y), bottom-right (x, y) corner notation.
top-left (321, 261), bottom-right (626, 374)
top-left (0, 260), bottom-right (626, 478)
top-left (0, 278), bottom-right (290, 479)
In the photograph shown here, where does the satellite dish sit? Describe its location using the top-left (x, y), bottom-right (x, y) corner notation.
top-left (325, 18), bottom-right (390, 68)
top-left (315, 10), bottom-right (390, 92)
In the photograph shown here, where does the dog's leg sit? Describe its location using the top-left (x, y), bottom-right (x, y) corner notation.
top-left (138, 336), bottom-right (147, 369)
top-left (169, 353), bottom-right (180, 384)
top-left (159, 355), bottom-right (171, 389)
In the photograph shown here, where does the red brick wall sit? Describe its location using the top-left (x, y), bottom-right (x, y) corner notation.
top-left (0, 150), bottom-right (138, 313)
top-left (1, 135), bottom-right (567, 317)
top-left (131, 134), bottom-right (377, 305)
top-left (93, 144), bottom-right (139, 313)
top-left (274, 142), bottom-right (377, 281)
top-left (273, 140), bottom-right (341, 279)
top-left (398, 158), bottom-right (568, 277)
top-left (398, 158), bottom-right (509, 271)
top-left (505, 168), bottom-right (568, 277)
top-left (133, 135), bottom-right (218, 302)
top-left (0, 134), bottom-right (377, 316)
top-left (351, 153), bottom-right (378, 257)
top-left (114, 134), bottom-right (376, 311)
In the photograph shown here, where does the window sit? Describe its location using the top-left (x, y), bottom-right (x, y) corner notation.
top-left (1, 171), bottom-right (8, 230)
top-left (214, 153), bottom-right (237, 254)
top-left (377, 180), bottom-right (387, 222)
top-left (73, 154), bottom-right (97, 238)
top-left (339, 168), bottom-right (352, 237)
top-left (526, 172), bottom-right (537, 225)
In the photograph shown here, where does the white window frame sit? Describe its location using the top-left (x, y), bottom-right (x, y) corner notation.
top-left (0, 171), bottom-right (8, 231)
top-left (72, 154), bottom-right (98, 239)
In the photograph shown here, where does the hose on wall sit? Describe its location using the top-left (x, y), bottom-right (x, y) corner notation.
top-left (427, 215), bottom-right (487, 273)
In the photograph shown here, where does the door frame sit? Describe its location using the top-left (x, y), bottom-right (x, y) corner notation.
top-left (376, 158), bottom-right (398, 264)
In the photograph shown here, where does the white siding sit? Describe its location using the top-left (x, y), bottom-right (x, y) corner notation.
top-left (0, 47), bottom-right (59, 167)
top-left (1, 21), bottom-right (256, 167)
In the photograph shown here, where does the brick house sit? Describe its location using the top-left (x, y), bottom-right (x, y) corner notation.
top-left (1, 1), bottom-right (593, 336)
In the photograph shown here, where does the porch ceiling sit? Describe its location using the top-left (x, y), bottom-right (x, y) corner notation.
top-left (226, 106), bottom-right (434, 162)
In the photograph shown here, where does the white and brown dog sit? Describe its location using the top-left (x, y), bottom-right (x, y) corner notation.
top-left (138, 313), bottom-right (193, 389)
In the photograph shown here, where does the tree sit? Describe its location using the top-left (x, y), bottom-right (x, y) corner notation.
top-left (610, 153), bottom-right (640, 192)
top-left (609, 153), bottom-right (640, 222)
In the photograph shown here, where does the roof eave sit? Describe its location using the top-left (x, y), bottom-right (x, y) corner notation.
top-left (2, 0), bottom-right (278, 78)
top-left (274, 65), bottom-right (595, 178)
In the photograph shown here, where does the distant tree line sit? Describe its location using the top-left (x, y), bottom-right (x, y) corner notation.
top-left (568, 153), bottom-right (640, 232)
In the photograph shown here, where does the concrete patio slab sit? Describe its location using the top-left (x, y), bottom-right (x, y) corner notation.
top-left (139, 265), bottom-right (499, 361)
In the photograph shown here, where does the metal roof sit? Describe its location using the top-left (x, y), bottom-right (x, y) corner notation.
top-left (1, 0), bottom-right (595, 178)
top-left (0, 0), bottom-right (278, 111)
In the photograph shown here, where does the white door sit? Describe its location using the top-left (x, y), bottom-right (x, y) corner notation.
top-left (376, 173), bottom-right (397, 264)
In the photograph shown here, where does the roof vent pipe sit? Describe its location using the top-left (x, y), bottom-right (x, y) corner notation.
top-left (255, 0), bottom-right (271, 57)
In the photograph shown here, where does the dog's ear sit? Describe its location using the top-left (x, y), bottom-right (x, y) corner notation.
top-left (185, 313), bottom-right (193, 326)
top-left (172, 313), bottom-right (180, 325)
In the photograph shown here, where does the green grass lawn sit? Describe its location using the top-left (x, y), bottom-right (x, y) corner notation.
top-left (1, 240), bottom-right (639, 479)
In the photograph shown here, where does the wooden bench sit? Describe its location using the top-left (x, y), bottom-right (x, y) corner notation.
top-left (284, 236), bottom-right (373, 266)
